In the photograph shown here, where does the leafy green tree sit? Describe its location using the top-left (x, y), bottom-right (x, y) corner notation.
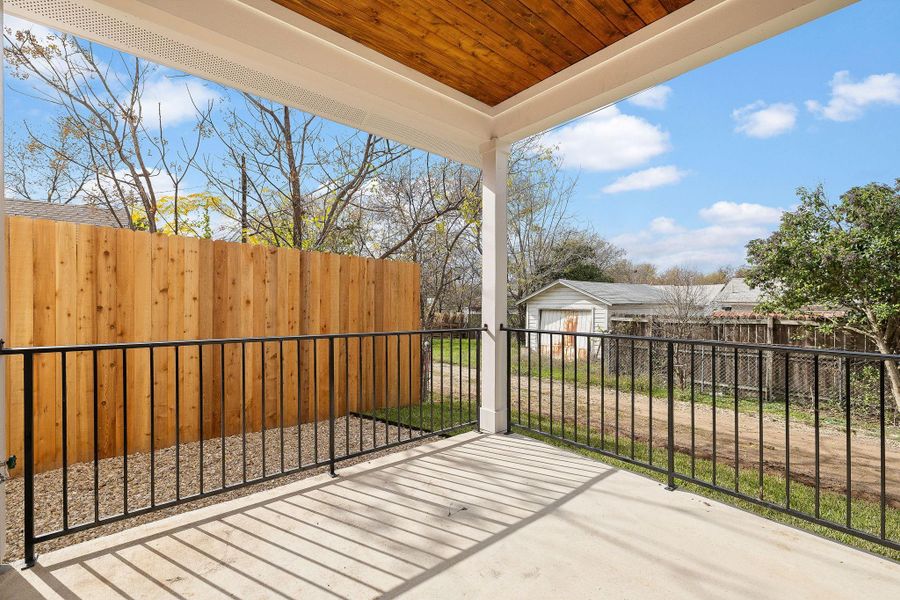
top-left (536, 232), bottom-right (621, 284)
top-left (746, 181), bottom-right (900, 409)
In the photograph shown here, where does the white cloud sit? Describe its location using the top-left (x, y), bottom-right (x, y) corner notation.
top-left (612, 201), bottom-right (782, 269)
top-left (732, 101), bottom-right (798, 138)
top-left (649, 216), bottom-right (682, 234)
top-left (806, 70), bottom-right (900, 122)
top-left (627, 85), bottom-right (672, 110)
top-left (544, 106), bottom-right (671, 172)
top-left (140, 76), bottom-right (221, 127)
top-left (614, 224), bottom-right (760, 270)
top-left (602, 165), bottom-right (686, 193)
top-left (698, 201), bottom-right (782, 225)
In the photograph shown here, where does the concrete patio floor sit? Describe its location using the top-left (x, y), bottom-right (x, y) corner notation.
top-left (2, 432), bottom-right (898, 599)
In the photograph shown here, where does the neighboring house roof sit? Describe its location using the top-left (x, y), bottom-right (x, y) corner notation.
top-left (712, 278), bottom-right (763, 306)
top-left (4, 198), bottom-right (128, 228)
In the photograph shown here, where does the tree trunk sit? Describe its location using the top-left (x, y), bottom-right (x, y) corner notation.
top-left (241, 154), bottom-right (248, 243)
top-left (872, 337), bottom-right (900, 412)
top-left (146, 206), bottom-right (157, 233)
top-left (282, 106), bottom-right (304, 248)
top-left (173, 182), bottom-right (180, 235)
top-left (886, 361), bottom-right (900, 414)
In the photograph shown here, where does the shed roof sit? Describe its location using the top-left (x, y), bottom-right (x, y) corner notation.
top-left (5, 198), bottom-right (128, 228)
top-left (565, 280), bottom-right (667, 305)
top-left (519, 279), bottom-right (666, 306)
top-left (520, 279), bottom-right (735, 307)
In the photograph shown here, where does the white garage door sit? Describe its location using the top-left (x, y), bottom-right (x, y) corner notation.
top-left (539, 309), bottom-right (591, 357)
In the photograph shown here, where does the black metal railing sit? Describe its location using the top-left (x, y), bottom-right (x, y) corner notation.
top-left (504, 326), bottom-right (899, 552)
top-left (3, 327), bottom-right (482, 566)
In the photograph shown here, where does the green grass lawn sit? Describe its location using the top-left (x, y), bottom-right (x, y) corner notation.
top-left (430, 337), bottom-right (478, 368)
top-left (371, 397), bottom-right (477, 437)
top-left (372, 394), bottom-right (900, 561)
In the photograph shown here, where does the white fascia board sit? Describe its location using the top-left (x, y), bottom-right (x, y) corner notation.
top-left (490, 0), bottom-right (857, 143)
top-left (7, 0), bottom-right (492, 166)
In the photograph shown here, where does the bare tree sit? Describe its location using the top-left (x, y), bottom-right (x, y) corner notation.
top-left (202, 94), bottom-right (410, 250)
top-left (364, 135), bottom-right (625, 325)
top-left (506, 136), bottom-right (580, 309)
top-left (505, 136), bottom-right (632, 326)
top-left (353, 154), bottom-right (481, 325)
top-left (4, 26), bottom-right (213, 231)
top-left (656, 268), bottom-right (713, 338)
top-left (656, 268), bottom-right (714, 389)
top-left (5, 123), bottom-right (91, 204)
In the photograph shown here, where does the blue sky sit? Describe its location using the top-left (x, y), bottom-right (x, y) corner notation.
top-left (547, 0), bottom-right (900, 270)
top-left (4, 0), bottom-right (900, 270)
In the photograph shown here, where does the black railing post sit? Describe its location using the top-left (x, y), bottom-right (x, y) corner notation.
top-left (23, 351), bottom-right (36, 567)
top-left (505, 325), bottom-right (511, 434)
top-left (665, 341), bottom-right (676, 491)
top-left (328, 337), bottom-right (337, 477)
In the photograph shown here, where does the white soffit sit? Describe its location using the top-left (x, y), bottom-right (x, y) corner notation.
top-left (6, 0), bottom-right (855, 166)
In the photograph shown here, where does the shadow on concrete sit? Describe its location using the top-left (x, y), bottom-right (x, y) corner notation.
top-left (11, 434), bottom-right (615, 599)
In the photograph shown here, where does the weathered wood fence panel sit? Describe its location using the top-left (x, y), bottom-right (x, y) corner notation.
top-left (5, 216), bottom-right (421, 473)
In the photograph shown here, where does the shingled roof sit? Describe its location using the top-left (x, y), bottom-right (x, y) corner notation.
top-left (562, 281), bottom-right (669, 305)
top-left (711, 278), bottom-right (763, 306)
top-left (520, 280), bottom-right (728, 307)
top-left (4, 198), bottom-right (128, 228)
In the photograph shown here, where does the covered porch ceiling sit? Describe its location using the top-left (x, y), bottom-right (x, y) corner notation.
top-left (6, 0), bottom-right (855, 166)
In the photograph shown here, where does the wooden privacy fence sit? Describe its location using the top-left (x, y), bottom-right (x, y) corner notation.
top-left (5, 216), bottom-right (421, 473)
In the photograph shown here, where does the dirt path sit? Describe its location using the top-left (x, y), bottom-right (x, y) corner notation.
top-left (432, 363), bottom-right (900, 506)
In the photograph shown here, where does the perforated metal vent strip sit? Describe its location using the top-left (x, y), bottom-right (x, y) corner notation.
top-left (364, 114), bottom-right (480, 166)
top-left (7, 0), bottom-right (480, 165)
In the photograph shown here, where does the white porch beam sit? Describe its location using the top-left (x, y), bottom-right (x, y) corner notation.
top-left (479, 140), bottom-right (509, 434)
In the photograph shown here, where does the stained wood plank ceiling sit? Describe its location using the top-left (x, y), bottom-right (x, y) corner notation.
top-left (271, 0), bottom-right (696, 106)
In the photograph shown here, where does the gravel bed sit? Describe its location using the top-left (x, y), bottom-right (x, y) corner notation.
top-left (3, 415), bottom-right (430, 563)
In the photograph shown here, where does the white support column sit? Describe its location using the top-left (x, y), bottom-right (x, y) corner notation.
top-left (0, 1), bottom-right (8, 563)
top-left (479, 139), bottom-right (509, 433)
